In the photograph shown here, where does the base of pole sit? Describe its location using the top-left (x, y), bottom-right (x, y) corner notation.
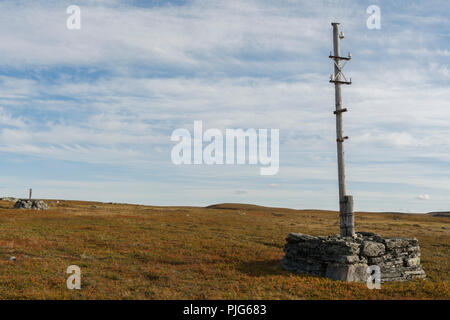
top-left (340, 195), bottom-right (355, 237)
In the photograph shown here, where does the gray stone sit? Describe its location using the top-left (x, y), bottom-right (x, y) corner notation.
top-left (286, 233), bottom-right (317, 242)
top-left (406, 257), bottom-right (421, 267)
top-left (385, 238), bottom-right (409, 249)
top-left (14, 199), bottom-right (49, 210)
top-left (1, 197), bottom-right (18, 202)
top-left (368, 256), bottom-right (387, 265)
top-left (404, 269), bottom-right (426, 277)
top-left (358, 231), bottom-right (378, 237)
top-left (362, 241), bottom-right (385, 257)
top-left (337, 255), bottom-right (360, 264)
top-left (282, 231), bottom-right (426, 283)
top-left (325, 263), bottom-right (368, 282)
top-left (347, 263), bottom-right (369, 282)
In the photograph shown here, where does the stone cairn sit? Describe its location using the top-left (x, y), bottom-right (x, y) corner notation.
top-left (13, 199), bottom-right (49, 210)
top-left (1, 197), bottom-right (18, 202)
top-left (282, 231), bottom-right (426, 283)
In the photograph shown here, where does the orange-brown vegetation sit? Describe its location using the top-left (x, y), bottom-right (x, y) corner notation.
top-left (0, 200), bottom-right (448, 299)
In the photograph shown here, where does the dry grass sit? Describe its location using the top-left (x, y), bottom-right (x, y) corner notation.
top-left (0, 200), bottom-right (448, 299)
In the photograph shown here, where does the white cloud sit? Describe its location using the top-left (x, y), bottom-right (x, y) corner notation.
top-left (353, 131), bottom-right (419, 148)
top-left (0, 107), bottom-right (27, 128)
top-left (0, 0), bottom-right (448, 211)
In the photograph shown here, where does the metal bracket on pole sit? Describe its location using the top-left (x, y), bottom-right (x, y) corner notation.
top-left (333, 108), bottom-right (348, 114)
top-left (336, 136), bottom-right (349, 142)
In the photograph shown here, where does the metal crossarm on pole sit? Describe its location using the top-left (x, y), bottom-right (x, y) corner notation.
top-left (330, 22), bottom-right (355, 237)
top-left (333, 108), bottom-right (348, 114)
top-left (330, 79), bottom-right (352, 85)
top-left (328, 55), bottom-right (351, 61)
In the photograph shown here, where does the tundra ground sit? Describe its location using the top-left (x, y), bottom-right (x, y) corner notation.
top-left (0, 200), bottom-right (448, 299)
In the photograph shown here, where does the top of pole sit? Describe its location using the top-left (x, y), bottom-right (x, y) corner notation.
top-left (331, 22), bottom-right (340, 26)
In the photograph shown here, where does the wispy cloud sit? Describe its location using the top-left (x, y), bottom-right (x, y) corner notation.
top-left (0, 0), bottom-right (449, 212)
top-left (415, 194), bottom-right (431, 201)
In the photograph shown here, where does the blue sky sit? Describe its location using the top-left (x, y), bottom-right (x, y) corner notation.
top-left (0, 0), bottom-right (449, 212)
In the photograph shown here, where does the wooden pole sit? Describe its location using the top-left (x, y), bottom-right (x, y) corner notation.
top-left (29, 188), bottom-right (32, 200)
top-left (332, 23), bottom-right (346, 203)
top-left (330, 23), bottom-right (355, 237)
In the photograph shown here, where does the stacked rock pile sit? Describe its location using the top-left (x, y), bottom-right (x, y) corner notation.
top-left (282, 231), bottom-right (426, 282)
top-left (13, 199), bottom-right (49, 210)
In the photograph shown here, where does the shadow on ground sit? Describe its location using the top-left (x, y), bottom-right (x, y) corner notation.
top-left (237, 259), bottom-right (289, 276)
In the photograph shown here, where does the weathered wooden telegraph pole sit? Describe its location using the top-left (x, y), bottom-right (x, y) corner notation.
top-left (282, 27), bottom-right (426, 280)
top-left (282, 25), bottom-right (426, 280)
top-left (329, 22), bottom-right (355, 237)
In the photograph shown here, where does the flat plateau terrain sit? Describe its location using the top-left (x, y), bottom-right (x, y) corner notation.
top-left (0, 200), bottom-right (448, 299)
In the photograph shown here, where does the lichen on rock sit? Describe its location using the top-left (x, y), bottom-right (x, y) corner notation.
top-left (13, 199), bottom-right (49, 210)
top-left (282, 232), bottom-right (426, 283)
